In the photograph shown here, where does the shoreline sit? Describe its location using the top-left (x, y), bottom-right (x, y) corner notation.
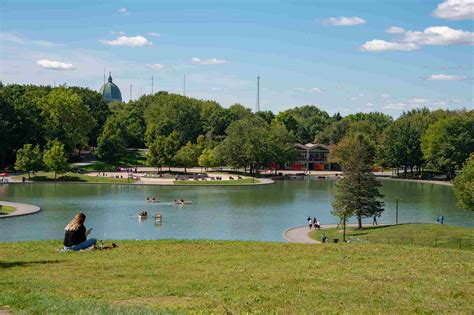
top-left (3, 177), bottom-right (274, 187)
top-left (283, 224), bottom-right (392, 244)
top-left (0, 201), bottom-right (41, 218)
top-left (376, 176), bottom-right (453, 186)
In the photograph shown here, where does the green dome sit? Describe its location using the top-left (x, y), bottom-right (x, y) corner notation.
top-left (100, 72), bottom-right (122, 103)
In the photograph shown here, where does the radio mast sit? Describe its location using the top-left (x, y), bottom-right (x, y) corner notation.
top-left (256, 76), bottom-right (260, 112)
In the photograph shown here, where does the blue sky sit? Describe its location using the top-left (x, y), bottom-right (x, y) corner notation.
top-left (1, 0), bottom-right (473, 116)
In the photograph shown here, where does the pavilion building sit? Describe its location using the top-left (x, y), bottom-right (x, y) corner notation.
top-left (292, 143), bottom-right (332, 171)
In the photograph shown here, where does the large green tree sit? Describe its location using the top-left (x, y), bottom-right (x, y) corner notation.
top-left (144, 94), bottom-right (203, 145)
top-left (41, 88), bottom-right (96, 154)
top-left (96, 129), bottom-right (127, 163)
top-left (174, 141), bottom-right (200, 173)
top-left (146, 131), bottom-right (180, 171)
top-left (331, 133), bottom-right (385, 230)
top-left (421, 113), bottom-right (474, 179)
top-left (198, 148), bottom-right (221, 170)
top-left (69, 87), bottom-right (110, 147)
top-left (453, 154), bottom-right (474, 211)
top-left (43, 140), bottom-right (68, 180)
top-left (377, 111), bottom-right (432, 175)
top-left (14, 144), bottom-right (43, 178)
top-left (217, 117), bottom-right (271, 173)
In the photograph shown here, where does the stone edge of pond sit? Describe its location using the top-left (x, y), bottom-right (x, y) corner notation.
top-left (376, 176), bottom-right (453, 186)
top-left (3, 178), bottom-right (275, 186)
top-left (0, 201), bottom-right (41, 219)
top-left (172, 178), bottom-right (275, 186)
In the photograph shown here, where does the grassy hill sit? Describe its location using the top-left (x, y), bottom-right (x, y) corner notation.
top-left (1, 239), bottom-right (473, 313)
top-left (310, 224), bottom-right (474, 250)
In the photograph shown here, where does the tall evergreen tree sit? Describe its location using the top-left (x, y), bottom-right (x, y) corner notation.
top-left (331, 133), bottom-right (385, 233)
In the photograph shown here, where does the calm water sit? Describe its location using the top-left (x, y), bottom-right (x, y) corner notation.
top-left (0, 179), bottom-right (472, 242)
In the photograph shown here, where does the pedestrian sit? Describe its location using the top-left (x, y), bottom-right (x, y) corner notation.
top-left (440, 215), bottom-right (444, 224)
top-left (321, 234), bottom-right (328, 243)
top-left (316, 219), bottom-right (321, 230)
top-left (373, 215), bottom-right (378, 226)
top-left (307, 217), bottom-right (312, 230)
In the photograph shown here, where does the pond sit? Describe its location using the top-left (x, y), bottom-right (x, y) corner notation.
top-left (0, 179), bottom-right (471, 242)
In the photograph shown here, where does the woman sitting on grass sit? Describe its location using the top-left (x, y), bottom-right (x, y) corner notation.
top-left (63, 213), bottom-right (97, 251)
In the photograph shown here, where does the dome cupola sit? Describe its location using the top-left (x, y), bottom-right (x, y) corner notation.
top-left (99, 72), bottom-right (122, 103)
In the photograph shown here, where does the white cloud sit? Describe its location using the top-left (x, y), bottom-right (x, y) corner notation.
top-left (409, 97), bottom-right (430, 104)
top-left (100, 36), bottom-right (152, 47)
top-left (147, 63), bottom-right (164, 70)
top-left (296, 87), bottom-right (322, 93)
top-left (366, 102), bottom-right (374, 106)
top-left (191, 57), bottom-right (227, 65)
top-left (386, 26), bottom-right (405, 34)
top-left (360, 39), bottom-right (419, 52)
top-left (432, 0), bottom-right (474, 20)
top-left (381, 93), bottom-right (391, 98)
top-left (361, 26), bottom-right (473, 52)
top-left (321, 16), bottom-right (366, 26)
top-left (36, 59), bottom-right (75, 70)
top-left (148, 32), bottom-right (160, 37)
top-left (383, 102), bottom-right (409, 110)
top-left (402, 26), bottom-right (473, 46)
top-left (118, 7), bottom-right (130, 16)
top-left (427, 74), bottom-right (467, 80)
top-left (0, 32), bottom-right (57, 48)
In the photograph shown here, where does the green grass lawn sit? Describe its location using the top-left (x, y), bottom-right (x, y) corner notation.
top-left (310, 224), bottom-right (474, 250)
top-left (14, 172), bottom-right (137, 184)
top-left (174, 178), bottom-right (259, 185)
top-left (0, 205), bottom-right (16, 215)
top-left (0, 240), bottom-right (473, 313)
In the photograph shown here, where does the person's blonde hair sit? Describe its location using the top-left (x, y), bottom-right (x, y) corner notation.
top-left (65, 213), bottom-right (86, 231)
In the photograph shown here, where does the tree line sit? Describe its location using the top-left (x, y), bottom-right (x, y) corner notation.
top-left (1, 83), bottom-right (472, 209)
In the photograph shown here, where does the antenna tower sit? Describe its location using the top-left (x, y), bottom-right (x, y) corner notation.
top-left (256, 76), bottom-right (260, 112)
top-left (183, 75), bottom-right (186, 96)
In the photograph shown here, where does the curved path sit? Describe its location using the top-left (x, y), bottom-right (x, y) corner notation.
top-left (0, 201), bottom-right (41, 218)
top-left (283, 224), bottom-right (389, 244)
top-left (283, 226), bottom-right (319, 244)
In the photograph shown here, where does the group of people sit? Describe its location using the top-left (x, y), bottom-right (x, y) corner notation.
top-left (146, 197), bottom-right (158, 202)
top-left (307, 216), bottom-right (321, 230)
top-left (436, 215), bottom-right (445, 224)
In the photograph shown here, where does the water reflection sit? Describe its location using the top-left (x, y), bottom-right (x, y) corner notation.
top-left (0, 180), bottom-right (471, 242)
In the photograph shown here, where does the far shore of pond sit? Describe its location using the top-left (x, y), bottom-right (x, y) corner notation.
top-left (4, 169), bottom-right (453, 186)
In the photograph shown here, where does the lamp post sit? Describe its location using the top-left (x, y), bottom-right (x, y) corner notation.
top-left (396, 197), bottom-right (399, 225)
top-left (343, 213), bottom-right (346, 242)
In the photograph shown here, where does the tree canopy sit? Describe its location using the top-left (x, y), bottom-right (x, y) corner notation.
top-left (453, 154), bottom-right (474, 211)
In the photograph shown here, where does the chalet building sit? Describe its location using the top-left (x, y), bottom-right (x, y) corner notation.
top-left (292, 143), bottom-right (332, 171)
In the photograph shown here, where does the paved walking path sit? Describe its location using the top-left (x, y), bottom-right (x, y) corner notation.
top-left (0, 201), bottom-right (41, 218)
top-left (283, 224), bottom-right (389, 244)
top-left (283, 226), bottom-right (319, 244)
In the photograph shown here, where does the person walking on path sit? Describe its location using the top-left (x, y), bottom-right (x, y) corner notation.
top-left (373, 215), bottom-right (378, 226)
top-left (307, 216), bottom-right (312, 230)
